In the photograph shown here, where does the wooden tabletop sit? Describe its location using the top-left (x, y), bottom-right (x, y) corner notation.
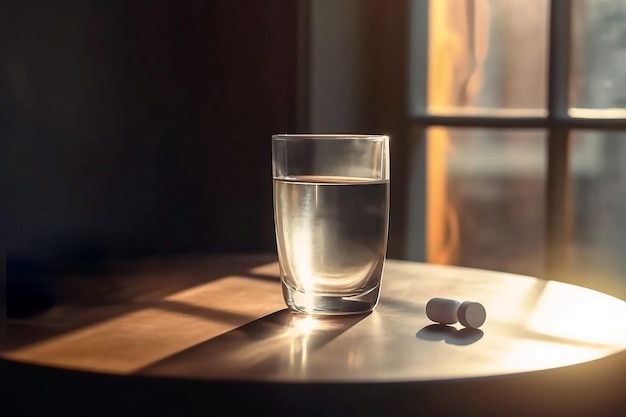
top-left (2, 255), bottom-right (626, 416)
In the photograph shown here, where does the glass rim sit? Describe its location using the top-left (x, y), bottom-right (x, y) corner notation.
top-left (272, 134), bottom-right (389, 141)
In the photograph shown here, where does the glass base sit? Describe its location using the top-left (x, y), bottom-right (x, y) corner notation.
top-left (282, 280), bottom-right (381, 315)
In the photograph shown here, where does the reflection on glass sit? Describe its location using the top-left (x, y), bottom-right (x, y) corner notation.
top-left (428, 127), bottom-right (545, 277)
top-left (424, 0), bottom-right (548, 113)
top-left (571, 0), bottom-right (626, 110)
top-left (571, 130), bottom-right (626, 298)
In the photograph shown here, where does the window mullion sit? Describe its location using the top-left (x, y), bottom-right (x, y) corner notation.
top-left (546, 0), bottom-right (573, 280)
top-left (406, 0), bottom-right (430, 261)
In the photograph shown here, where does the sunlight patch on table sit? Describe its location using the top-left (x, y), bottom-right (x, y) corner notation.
top-left (247, 261), bottom-right (281, 277)
top-left (164, 275), bottom-right (284, 315)
top-left (525, 281), bottom-right (626, 346)
top-left (3, 308), bottom-right (241, 374)
top-left (495, 339), bottom-right (609, 374)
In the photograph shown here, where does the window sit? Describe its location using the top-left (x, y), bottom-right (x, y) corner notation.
top-left (305, 0), bottom-right (626, 298)
top-left (407, 0), bottom-right (626, 297)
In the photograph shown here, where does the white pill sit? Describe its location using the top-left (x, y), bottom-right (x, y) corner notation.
top-left (457, 301), bottom-right (487, 329)
top-left (426, 297), bottom-right (460, 325)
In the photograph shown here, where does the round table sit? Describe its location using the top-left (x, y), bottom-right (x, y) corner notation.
top-left (2, 255), bottom-right (626, 416)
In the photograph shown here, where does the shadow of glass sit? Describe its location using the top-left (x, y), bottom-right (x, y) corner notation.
top-left (136, 309), bottom-right (370, 379)
top-left (416, 324), bottom-right (484, 345)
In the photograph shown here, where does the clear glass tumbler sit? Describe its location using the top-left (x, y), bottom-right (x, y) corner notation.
top-left (272, 134), bottom-right (390, 315)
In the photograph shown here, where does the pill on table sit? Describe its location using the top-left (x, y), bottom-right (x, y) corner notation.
top-left (425, 297), bottom-right (460, 325)
top-left (457, 301), bottom-right (487, 329)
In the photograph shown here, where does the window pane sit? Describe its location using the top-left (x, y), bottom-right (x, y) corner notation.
top-left (427, 127), bottom-right (545, 277)
top-left (571, 0), bottom-right (626, 110)
top-left (420, 0), bottom-right (548, 115)
top-left (571, 130), bottom-right (626, 299)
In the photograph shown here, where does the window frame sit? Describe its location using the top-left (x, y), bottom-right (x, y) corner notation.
top-left (407, 0), bottom-right (626, 279)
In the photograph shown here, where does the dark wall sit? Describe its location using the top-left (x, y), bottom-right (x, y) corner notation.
top-left (2, 0), bottom-right (299, 270)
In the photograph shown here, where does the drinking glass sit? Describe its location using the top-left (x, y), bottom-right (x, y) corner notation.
top-left (272, 134), bottom-right (390, 314)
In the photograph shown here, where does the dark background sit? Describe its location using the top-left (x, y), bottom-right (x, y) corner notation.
top-left (2, 0), bottom-right (298, 265)
top-left (2, 0), bottom-right (301, 316)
